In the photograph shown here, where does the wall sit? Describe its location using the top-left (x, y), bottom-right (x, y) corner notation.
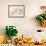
top-left (0, 0), bottom-right (46, 39)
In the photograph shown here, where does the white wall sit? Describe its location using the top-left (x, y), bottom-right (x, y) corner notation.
top-left (0, 0), bottom-right (46, 38)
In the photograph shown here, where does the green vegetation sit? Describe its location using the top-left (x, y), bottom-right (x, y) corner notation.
top-left (36, 14), bottom-right (46, 21)
top-left (5, 26), bottom-right (18, 39)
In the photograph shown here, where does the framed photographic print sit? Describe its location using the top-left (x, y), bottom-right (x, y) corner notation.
top-left (8, 5), bottom-right (25, 18)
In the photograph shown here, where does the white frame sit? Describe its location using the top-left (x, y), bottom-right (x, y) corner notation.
top-left (8, 5), bottom-right (25, 18)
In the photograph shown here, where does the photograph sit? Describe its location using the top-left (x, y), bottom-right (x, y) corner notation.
top-left (8, 5), bottom-right (25, 18)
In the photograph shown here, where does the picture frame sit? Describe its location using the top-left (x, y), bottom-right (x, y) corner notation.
top-left (8, 5), bottom-right (25, 18)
